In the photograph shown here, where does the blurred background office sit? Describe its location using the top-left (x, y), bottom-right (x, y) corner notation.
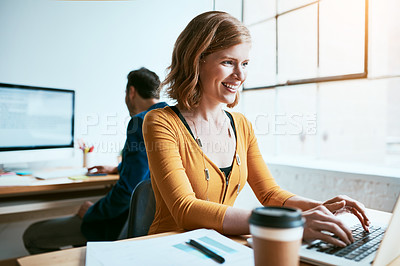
top-left (0, 0), bottom-right (399, 260)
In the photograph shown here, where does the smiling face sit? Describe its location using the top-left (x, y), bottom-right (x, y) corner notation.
top-left (198, 42), bottom-right (251, 107)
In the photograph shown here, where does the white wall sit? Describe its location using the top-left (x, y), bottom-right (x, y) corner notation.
top-left (0, 0), bottom-right (214, 168)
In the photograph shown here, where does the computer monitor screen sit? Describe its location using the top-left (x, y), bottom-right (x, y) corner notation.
top-left (0, 83), bottom-right (75, 165)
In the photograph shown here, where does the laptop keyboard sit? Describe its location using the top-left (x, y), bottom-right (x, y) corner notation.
top-left (306, 225), bottom-right (386, 262)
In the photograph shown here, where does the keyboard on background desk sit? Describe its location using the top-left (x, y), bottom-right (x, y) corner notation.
top-left (33, 168), bottom-right (88, 180)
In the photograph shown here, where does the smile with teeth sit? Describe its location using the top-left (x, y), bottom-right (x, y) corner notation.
top-left (222, 82), bottom-right (240, 92)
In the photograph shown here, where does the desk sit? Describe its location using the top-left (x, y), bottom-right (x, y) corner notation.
top-left (0, 174), bottom-right (119, 223)
top-left (17, 232), bottom-right (177, 266)
top-left (11, 232), bottom-right (400, 266)
top-left (15, 232), bottom-right (300, 266)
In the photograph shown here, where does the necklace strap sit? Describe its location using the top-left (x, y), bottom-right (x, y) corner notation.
top-left (170, 106), bottom-right (196, 139)
top-left (170, 106), bottom-right (237, 141)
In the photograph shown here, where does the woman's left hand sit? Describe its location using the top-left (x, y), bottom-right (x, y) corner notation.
top-left (322, 195), bottom-right (370, 232)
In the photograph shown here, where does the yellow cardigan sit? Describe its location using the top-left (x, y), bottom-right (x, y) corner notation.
top-left (143, 106), bottom-right (295, 235)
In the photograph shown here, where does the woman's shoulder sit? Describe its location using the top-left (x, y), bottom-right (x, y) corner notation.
top-left (145, 106), bottom-right (175, 120)
top-left (144, 106), bottom-right (183, 133)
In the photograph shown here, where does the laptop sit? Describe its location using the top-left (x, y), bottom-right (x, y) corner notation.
top-left (299, 195), bottom-right (400, 266)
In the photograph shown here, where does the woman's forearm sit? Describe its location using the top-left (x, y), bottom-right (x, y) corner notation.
top-left (221, 196), bottom-right (321, 235)
top-left (222, 207), bottom-right (252, 235)
top-left (284, 195), bottom-right (322, 211)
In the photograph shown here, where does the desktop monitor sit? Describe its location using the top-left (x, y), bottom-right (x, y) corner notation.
top-left (0, 83), bottom-right (75, 168)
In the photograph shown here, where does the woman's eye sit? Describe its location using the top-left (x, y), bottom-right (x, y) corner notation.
top-left (222, 61), bottom-right (233, 65)
top-left (242, 62), bottom-right (249, 68)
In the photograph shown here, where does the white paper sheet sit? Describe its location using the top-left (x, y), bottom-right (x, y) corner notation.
top-left (0, 175), bottom-right (36, 186)
top-left (0, 175), bottom-right (74, 186)
top-left (86, 229), bottom-right (253, 266)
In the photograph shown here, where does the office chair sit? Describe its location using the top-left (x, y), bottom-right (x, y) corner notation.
top-left (126, 179), bottom-right (156, 238)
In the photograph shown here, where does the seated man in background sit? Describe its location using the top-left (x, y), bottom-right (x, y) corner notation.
top-left (23, 67), bottom-right (168, 254)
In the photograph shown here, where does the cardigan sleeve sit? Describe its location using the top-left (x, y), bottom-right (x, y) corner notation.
top-left (143, 109), bottom-right (229, 233)
top-left (241, 115), bottom-right (296, 206)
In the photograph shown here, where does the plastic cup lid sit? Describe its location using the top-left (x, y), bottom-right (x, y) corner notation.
top-left (249, 206), bottom-right (304, 228)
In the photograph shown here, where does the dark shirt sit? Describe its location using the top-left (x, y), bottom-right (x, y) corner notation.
top-left (81, 102), bottom-right (168, 241)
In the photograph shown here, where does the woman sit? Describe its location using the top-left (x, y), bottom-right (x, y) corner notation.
top-left (143, 11), bottom-right (369, 247)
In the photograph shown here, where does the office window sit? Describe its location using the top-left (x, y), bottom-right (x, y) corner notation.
top-left (243, 0), bottom-right (275, 24)
top-left (277, 0), bottom-right (316, 13)
top-left (243, 0), bottom-right (368, 89)
top-left (214, 0), bottom-right (242, 20)
top-left (318, 79), bottom-right (386, 164)
top-left (242, 89), bottom-right (276, 156)
top-left (240, 0), bottom-right (400, 171)
top-left (277, 4), bottom-right (318, 83)
top-left (246, 20), bottom-right (276, 88)
top-left (319, 0), bottom-right (365, 76)
top-left (243, 1), bottom-right (275, 88)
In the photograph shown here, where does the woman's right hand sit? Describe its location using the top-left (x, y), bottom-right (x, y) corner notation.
top-left (302, 205), bottom-right (354, 247)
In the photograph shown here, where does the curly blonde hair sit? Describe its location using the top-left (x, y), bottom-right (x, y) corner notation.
top-left (163, 11), bottom-right (251, 110)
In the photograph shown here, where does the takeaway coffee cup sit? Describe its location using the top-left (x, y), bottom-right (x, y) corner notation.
top-left (249, 206), bottom-right (304, 266)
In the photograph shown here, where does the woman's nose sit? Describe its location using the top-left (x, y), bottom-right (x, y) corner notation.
top-left (233, 65), bottom-right (246, 80)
